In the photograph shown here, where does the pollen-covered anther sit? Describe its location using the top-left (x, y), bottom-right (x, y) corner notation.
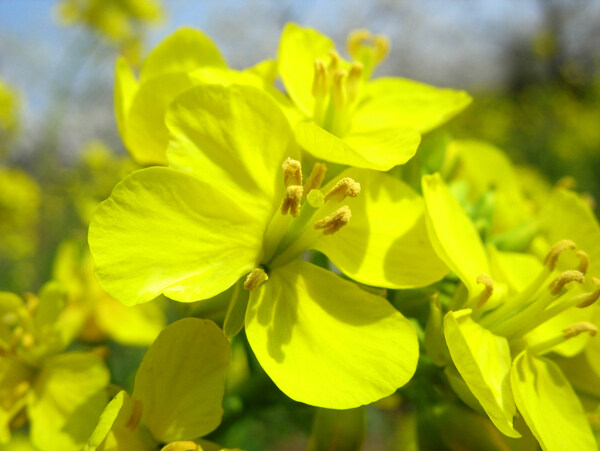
top-left (476, 273), bottom-right (494, 307)
top-left (347, 29), bottom-right (371, 58)
top-left (303, 162), bottom-right (327, 196)
top-left (312, 59), bottom-right (329, 98)
top-left (125, 400), bottom-right (143, 431)
top-left (315, 206), bottom-right (351, 235)
top-left (543, 239), bottom-right (577, 271)
top-left (324, 177), bottom-right (361, 203)
top-left (562, 322), bottom-right (598, 339)
top-left (328, 50), bottom-right (340, 73)
top-left (347, 62), bottom-right (363, 103)
top-left (548, 269), bottom-right (585, 296)
top-left (244, 268), bottom-right (269, 291)
top-left (282, 158), bottom-right (302, 187)
top-left (577, 277), bottom-right (600, 308)
top-left (577, 250), bottom-right (590, 275)
top-left (280, 185), bottom-right (303, 218)
top-left (373, 35), bottom-right (391, 63)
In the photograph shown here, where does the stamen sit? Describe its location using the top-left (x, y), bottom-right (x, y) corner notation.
top-left (476, 273), bottom-right (494, 307)
top-left (577, 277), bottom-right (600, 308)
top-left (244, 268), bottom-right (269, 291)
top-left (282, 158), bottom-right (302, 187)
top-left (332, 69), bottom-right (348, 109)
top-left (280, 185), bottom-right (303, 218)
top-left (548, 270), bottom-right (585, 296)
top-left (347, 62), bottom-right (363, 103)
top-left (373, 35), bottom-right (391, 63)
top-left (347, 29), bottom-right (371, 59)
top-left (303, 162), bottom-right (327, 195)
top-left (543, 239), bottom-right (576, 271)
top-left (324, 177), bottom-right (361, 203)
top-left (125, 400), bottom-right (143, 431)
top-left (328, 50), bottom-right (340, 73)
top-left (563, 322), bottom-right (597, 339)
top-left (577, 250), bottom-right (589, 275)
top-left (312, 59), bottom-right (329, 98)
top-left (315, 206), bottom-right (351, 235)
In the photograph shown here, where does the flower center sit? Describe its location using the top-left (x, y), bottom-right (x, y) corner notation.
top-left (244, 158), bottom-right (360, 292)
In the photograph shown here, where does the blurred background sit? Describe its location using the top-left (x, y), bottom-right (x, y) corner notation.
top-left (0, 2), bottom-right (599, 448)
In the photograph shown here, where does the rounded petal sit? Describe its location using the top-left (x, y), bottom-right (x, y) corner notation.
top-left (166, 84), bottom-right (299, 219)
top-left (245, 259), bottom-right (418, 409)
top-left (422, 173), bottom-right (489, 299)
top-left (132, 318), bottom-right (231, 443)
top-left (295, 122), bottom-right (421, 171)
top-left (444, 310), bottom-right (519, 438)
top-left (277, 23), bottom-right (335, 116)
top-left (89, 167), bottom-right (264, 305)
top-left (352, 77), bottom-right (472, 134)
top-left (140, 27), bottom-right (226, 82)
top-left (29, 352), bottom-right (109, 451)
top-left (314, 168), bottom-right (448, 288)
top-left (511, 352), bottom-right (596, 451)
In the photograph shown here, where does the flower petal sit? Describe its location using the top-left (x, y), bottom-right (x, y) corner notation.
top-left (295, 122), bottom-right (420, 171)
top-left (166, 84), bottom-right (299, 218)
top-left (314, 168), bottom-right (448, 288)
top-left (422, 173), bottom-right (489, 300)
top-left (352, 77), bottom-right (471, 134)
top-left (29, 352), bottom-right (109, 451)
top-left (511, 351), bottom-right (596, 451)
top-left (277, 23), bottom-right (335, 117)
top-left (132, 319), bottom-right (230, 443)
top-left (245, 259), bottom-right (418, 409)
top-left (89, 167), bottom-right (264, 305)
top-left (444, 310), bottom-right (519, 438)
top-left (140, 27), bottom-right (226, 82)
top-left (114, 56), bottom-right (138, 150)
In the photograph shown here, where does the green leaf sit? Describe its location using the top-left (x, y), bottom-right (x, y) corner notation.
top-left (132, 318), bottom-right (231, 443)
top-left (511, 351), bottom-right (597, 451)
top-left (245, 259), bottom-right (418, 408)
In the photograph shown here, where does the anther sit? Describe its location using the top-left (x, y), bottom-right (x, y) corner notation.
top-left (577, 250), bottom-right (589, 275)
top-left (328, 50), bottom-right (340, 73)
top-left (324, 177), bottom-right (361, 203)
top-left (282, 158), bottom-right (302, 187)
top-left (332, 69), bottom-right (348, 109)
top-left (312, 59), bottom-right (329, 98)
top-left (303, 162), bottom-right (327, 195)
top-left (577, 277), bottom-right (600, 308)
top-left (244, 268), bottom-right (269, 291)
top-left (476, 273), bottom-right (494, 307)
top-left (548, 270), bottom-right (585, 296)
top-left (563, 322), bottom-right (597, 339)
top-left (347, 62), bottom-right (363, 103)
top-left (125, 400), bottom-right (143, 431)
top-left (315, 206), bottom-right (351, 235)
top-left (543, 240), bottom-right (576, 271)
top-left (347, 29), bottom-right (371, 58)
top-left (373, 35), bottom-right (391, 63)
top-left (280, 185), bottom-right (303, 218)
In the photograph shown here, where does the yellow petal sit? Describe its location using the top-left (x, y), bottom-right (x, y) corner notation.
top-left (295, 121), bottom-right (420, 171)
top-left (422, 173), bottom-right (489, 300)
top-left (352, 77), bottom-right (471, 133)
top-left (166, 84), bottom-right (299, 218)
top-left (245, 259), bottom-right (418, 409)
top-left (444, 310), bottom-right (519, 437)
top-left (277, 23), bottom-right (335, 116)
top-left (511, 351), bottom-right (596, 451)
top-left (89, 167), bottom-right (264, 305)
top-left (140, 27), bottom-right (226, 82)
top-left (132, 319), bottom-right (230, 443)
top-left (314, 168), bottom-right (448, 288)
top-left (114, 56), bottom-right (138, 151)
